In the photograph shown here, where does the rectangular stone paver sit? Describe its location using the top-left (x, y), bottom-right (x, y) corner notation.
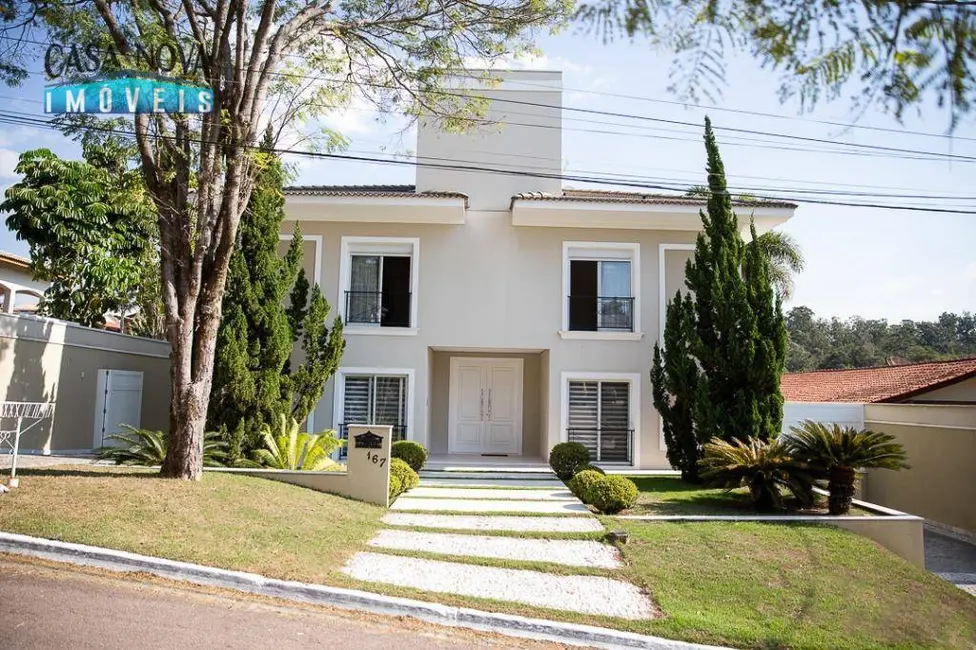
top-left (392, 497), bottom-right (591, 514)
top-left (408, 487), bottom-right (576, 501)
top-left (382, 513), bottom-right (605, 533)
top-left (369, 530), bottom-right (621, 568)
top-left (343, 552), bottom-right (653, 619)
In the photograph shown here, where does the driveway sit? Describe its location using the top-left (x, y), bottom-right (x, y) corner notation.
top-left (925, 529), bottom-right (976, 596)
top-left (0, 557), bottom-right (562, 649)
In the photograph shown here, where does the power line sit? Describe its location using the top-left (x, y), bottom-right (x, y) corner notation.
top-left (1, 109), bottom-right (974, 214)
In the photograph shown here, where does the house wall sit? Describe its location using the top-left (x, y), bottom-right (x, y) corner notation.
top-left (781, 402), bottom-right (865, 436)
top-left (0, 313), bottom-right (170, 453)
top-left (862, 403), bottom-right (976, 534)
top-left (904, 375), bottom-right (976, 403)
top-left (288, 212), bottom-right (699, 468)
top-left (428, 350), bottom-right (542, 456)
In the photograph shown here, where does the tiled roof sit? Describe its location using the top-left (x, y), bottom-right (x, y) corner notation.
top-left (0, 251), bottom-right (29, 269)
top-left (512, 188), bottom-right (797, 209)
top-left (781, 357), bottom-right (976, 403)
top-left (284, 185), bottom-right (468, 201)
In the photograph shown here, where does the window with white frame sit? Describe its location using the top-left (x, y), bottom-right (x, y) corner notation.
top-left (562, 243), bottom-right (639, 333)
top-left (340, 237), bottom-right (419, 330)
top-left (337, 374), bottom-right (408, 458)
top-left (566, 379), bottom-right (633, 463)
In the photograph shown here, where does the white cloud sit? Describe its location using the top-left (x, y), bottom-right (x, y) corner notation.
top-left (0, 149), bottom-right (20, 180)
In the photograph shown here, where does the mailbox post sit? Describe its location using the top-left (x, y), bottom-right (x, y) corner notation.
top-left (345, 424), bottom-right (393, 506)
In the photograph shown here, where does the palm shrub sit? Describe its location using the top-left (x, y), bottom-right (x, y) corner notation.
top-left (568, 469), bottom-right (605, 502)
top-left (97, 425), bottom-right (226, 467)
top-left (699, 437), bottom-right (815, 511)
top-left (586, 475), bottom-right (639, 514)
top-left (391, 440), bottom-right (428, 472)
top-left (549, 442), bottom-right (590, 480)
top-left (249, 414), bottom-right (343, 471)
top-left (786, 420), bottom-right (910, 515)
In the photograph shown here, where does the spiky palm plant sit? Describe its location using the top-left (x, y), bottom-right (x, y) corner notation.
top-left (787, 420), bottom-right (909, 515)
top-left (699, 437), bottom-right (816, 511)
top-left (250, 414), bottom-right (344, 471)
top-left (96, 425), bottom-right (227, 467)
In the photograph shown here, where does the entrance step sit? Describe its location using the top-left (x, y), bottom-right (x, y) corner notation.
top-left (408, 487), bottom-right (576, 501)
top-left (368, 530), bottom-right (622, 569)
top-left (342, 552), bottom-right (653, 619)
top-left (382, 513), bottom-right (605, 533)
top-left (392, 496), bottom-right (591, 515)
top-left (419, 470), bottom-right (558, 481)
top-left (419, 478), bottom-right (566, 489)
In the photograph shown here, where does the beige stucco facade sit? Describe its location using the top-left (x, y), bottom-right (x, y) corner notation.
top-left (0, 313), bottom-right (170, 453)
top-left (904, 375), bottom-right (976, 403)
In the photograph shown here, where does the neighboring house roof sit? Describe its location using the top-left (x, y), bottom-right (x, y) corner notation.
top-left (781, 357), bottom-right (976, 403)
top-left (512, 188), bottom-right (798, 210)
top-left (284, 185), bottom-right (469, 202)
top-left (0, 251), bottom-right (30, 270)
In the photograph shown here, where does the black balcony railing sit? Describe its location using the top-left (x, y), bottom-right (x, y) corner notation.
top-left (567, 428), bottom-right (633, 464)
top-left (336, 423), bottom-right (407, 459)
top-left (568, 296), bottom-right (635, 332)
top-left (345, 291), bottom-right (411, 327)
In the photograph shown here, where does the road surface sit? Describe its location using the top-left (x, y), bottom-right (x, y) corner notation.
top-left (0, 557), bottom-right (563, 649)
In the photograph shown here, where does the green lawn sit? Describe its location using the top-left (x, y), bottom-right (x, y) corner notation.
top-left (1, 468), bottom-right (973, 649)
top-left (624, 475), bottom-right (872, 516)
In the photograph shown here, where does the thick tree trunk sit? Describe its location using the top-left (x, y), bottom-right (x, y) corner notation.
top-left (160, 381), bottom-right (207, 479)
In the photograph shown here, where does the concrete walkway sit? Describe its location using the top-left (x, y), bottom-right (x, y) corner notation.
top-left (343, 470), bottom-right (655, 620)
top-left (925, 529), bottom-right (976, 596)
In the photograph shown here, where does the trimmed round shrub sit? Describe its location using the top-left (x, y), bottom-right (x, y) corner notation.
top-left (390, 457), bottom-right (419, 493)
top-left (549, 442), bottom-right (590, 480)
top-left (568, 469), bottom-right (604, 502)
top-left (576, 463), bottom-right (605, 476)
top-left (391, 440), bottom-right (428, 472)
top-left (388, 473), bottom-right (404, 502)
top-left (586, 475), bottom-right (639, 514)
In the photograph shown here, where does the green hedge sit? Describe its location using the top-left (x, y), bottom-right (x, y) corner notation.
top-left (549, 442), bottom-right (590, 480)
top-left (586, 475), bottom-right (639, 514)
top-left (392, 440), bottom-right (428, 472)
top-left (389, 457), bottom-right (419, 502)
top-left (568, 469), bottom-right (604, 502)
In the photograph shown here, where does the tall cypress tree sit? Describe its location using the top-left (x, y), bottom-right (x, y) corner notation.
top-left (208, 130), bottom-right (344, 460)
top-left (682, 117), bottom-right (787, 444)
top-left (651, 291), bottom-right (702, 481)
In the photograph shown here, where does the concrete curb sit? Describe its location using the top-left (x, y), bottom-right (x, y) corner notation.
top-left (0, 531), bottom-right (729, 650)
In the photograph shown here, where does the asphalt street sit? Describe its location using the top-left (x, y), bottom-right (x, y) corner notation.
top-left (0, 557), bottom-right (563, 649)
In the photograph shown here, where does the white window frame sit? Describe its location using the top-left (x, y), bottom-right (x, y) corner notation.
top-left (560, 241), bottom-right (642, 341)
top-left (338, 236), bottom-right (419, 336)
top-left (657, 243), bottom-right (696, 450)
top-left (559, 371), bottom-right (641, 467)
top-left (332, 367), bottom-right (416, 450)
top-left (278, 232), bottom-right (323, 287)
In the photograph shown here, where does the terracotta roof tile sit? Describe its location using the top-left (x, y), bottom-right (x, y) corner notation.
top-left (284, 184), bottom-right (468, 202)
top-left (781, 357), bottom-right (976, 403)
top-left (512, 188), bottom-right (797, 209)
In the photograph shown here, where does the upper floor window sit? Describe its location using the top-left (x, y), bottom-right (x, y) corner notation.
top-left (339, 237), bottom-right (419, 332)
top-left (562, 242), bottom-right (640, 335)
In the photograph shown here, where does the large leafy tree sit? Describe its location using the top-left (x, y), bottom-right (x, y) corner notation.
top-left (576, 0), bottom-right (976, 127)
top-left (1, 140), bottom-right (159, 331)
top-left (686, 118), bottom-right (788, 444)
top-left (208, 131), bottom-right (344, 462)
top-left (0, 0), bottom-right (570, 479)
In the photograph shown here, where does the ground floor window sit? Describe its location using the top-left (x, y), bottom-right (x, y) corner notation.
top-left (337, 374), bottom-right (408, 458)
top-left (566, 379), bottom-right (633, 463)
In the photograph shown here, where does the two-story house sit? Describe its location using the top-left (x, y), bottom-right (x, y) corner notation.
top-left (281, 70), bottom-right (796, 470)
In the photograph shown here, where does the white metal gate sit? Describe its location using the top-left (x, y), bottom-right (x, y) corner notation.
top-left (92, 370), bottom-right (144, 448)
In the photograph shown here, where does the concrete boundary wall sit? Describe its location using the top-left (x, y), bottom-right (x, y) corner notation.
top-left (863, 403), bottom-right (976, 534)
top-left (0, 313), bottom-right (171, 453)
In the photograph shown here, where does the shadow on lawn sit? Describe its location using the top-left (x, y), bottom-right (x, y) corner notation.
top-left (16, 467), bottom-right (160, 480)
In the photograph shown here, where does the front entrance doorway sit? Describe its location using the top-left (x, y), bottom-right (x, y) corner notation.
top-left (448, 357), bottom-right (523, 455)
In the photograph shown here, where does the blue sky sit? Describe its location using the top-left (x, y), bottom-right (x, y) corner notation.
top-left (1, 29), bottom-right (974, 322)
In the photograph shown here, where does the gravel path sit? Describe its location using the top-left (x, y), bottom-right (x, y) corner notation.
top-left (382, 513), bottom-right (605, 532)
top-left (408, 487), bottom-right (576, 501)
top-left (343, 552), bottom-right (653, 619)
top-left (392, 497), bottom-right (590, 514)
top-left (369, 530), bottom-right (621, 568)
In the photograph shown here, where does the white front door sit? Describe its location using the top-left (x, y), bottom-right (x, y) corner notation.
top-left (448, 358), bottom-right (523, 455)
